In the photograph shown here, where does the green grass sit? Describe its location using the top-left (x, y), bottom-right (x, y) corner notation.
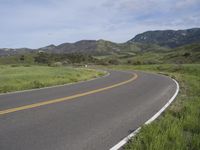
top-left (0, 65), bottom-right (104, 93)
top-left (102, 64), bottom-right (200, 150)
top-left (93, 43), bottom-right (200, 65)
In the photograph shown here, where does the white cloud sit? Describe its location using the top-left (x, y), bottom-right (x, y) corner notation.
top-left (175, 0), bottom-right (200, 9)
top-left (0, 0), bottom-right (199, 48)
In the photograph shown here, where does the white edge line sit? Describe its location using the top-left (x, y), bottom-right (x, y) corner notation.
top-left (0, 69), bottom-right (110, 96)
top-left (110, 78), bottom-right (179, 150)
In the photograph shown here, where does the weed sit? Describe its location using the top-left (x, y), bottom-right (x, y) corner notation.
top-left (0, 65), bottom-right (104, 93)
top-left (104, 64), bottom-right (200, 150)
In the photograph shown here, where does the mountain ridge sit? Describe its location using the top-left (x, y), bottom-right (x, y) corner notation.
top-left (0, 28), bottom-right (200, 56)
top-left (129, 28), bottom-right (200, 48)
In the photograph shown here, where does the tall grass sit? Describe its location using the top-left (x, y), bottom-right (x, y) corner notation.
top-left (105, 64), bottom-right (200, 150)
top-left (0, 65), bottom-right (104, 93)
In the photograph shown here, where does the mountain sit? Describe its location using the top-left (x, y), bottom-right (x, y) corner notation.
top-left (53, 40), bottom-right (98, 54)
top-left (0, 48), bottom-right (33, 56)
top-left (38, 40), bottom-right (124, 55)
top-left (129, 28), bottom-right (200, 48)
top-left (39, 39), bottom-right (170, 55)
top-left (0, 28), bottom-right (200, 56)
top-left (39, 44), bottom-right (56, 51)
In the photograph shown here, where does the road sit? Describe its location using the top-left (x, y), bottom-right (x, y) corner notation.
top-left (0, 70), bottom-right (177, 150)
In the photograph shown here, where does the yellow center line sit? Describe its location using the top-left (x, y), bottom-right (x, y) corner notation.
top-left (0, 73), bottom-right (138, 116)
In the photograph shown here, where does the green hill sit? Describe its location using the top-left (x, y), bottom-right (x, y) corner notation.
top-left (0, 28), bottom-right (200, 65)
top-left (129, 28), bottom-right (200, 48)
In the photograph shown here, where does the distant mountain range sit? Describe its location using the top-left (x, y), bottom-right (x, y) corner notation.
top-left (129, 28), bottom-right (200, 48)
top-left (0, 28), bottom-right (200, 56)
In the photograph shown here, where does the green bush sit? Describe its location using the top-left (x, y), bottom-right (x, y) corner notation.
top-left (31, 80), bottom-right (45, 88)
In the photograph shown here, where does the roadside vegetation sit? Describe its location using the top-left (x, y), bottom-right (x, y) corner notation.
top-left (94, 43), bottom-right (200, 65)
top-left (0, 52), bottom-right (96, 66)
top-left (1, 43), bottom-right (199, 66)
top-left (0, 40), bottom-right (199, 149)
top-left (0, 28), bottom-right (199, 148)
top-left (0, 65), bottom-right (104, 93)
top-left (105, 64), bottom-right (200, 150)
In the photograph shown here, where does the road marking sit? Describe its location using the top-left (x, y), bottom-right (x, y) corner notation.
top-left (0, 73), bottom-right (138, 115)
top-left (110, 78), bottom-right (179, 150)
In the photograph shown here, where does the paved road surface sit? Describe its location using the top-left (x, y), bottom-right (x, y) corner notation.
top-left (0, 70), bottom-right (177, 150)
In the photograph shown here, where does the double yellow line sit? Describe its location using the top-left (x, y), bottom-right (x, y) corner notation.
top-left (0, 73), bottom-right (138, 116)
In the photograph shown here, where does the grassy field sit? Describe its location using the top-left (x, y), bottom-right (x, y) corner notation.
top-left (94, 43), bottom-right (200, 65)
top-left (103, 64), bottom-right (200, 150)
top-left (0, 65), bottom-right (104, 93)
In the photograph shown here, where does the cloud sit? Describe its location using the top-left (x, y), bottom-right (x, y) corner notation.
top-left (0, 0), bottom-right (199, 48)
top-left (175, 0), bottom-right (200, 9)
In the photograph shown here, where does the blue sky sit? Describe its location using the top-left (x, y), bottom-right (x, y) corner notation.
top-left (0, 0), bottom-right (200, 48)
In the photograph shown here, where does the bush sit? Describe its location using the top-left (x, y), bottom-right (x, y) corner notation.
top-left (182, 52), bottom-right (191, 57)
top-left (11, 64), bottom-right (20, 67)
top-left (62, 59), bottom-right (71, 65)
top-left (127, 60), bottom-right (132, 64)
top-left (53, 62), bottom-right (63, 67)
top-left (31, 80), bottom-right (45, 88)
top-left (108, 59), bottom-right (120, 65)
top-left (170, 64), bottom-right (183, 72)
top-left (23, 64), bottom-right (31, 67)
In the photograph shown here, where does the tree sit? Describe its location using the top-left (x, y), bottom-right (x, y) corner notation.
top-left (108, 59), bottom-right (120, 65)
top-left (19, 55), bottom-right (25, 62)
top-left (183, 52), bottom-right (191, 57)
top-left (34, 52), bottom-right (51, 64)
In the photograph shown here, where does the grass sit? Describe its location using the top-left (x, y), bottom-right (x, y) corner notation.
top-left (0, 65), bottom-right (104, 93)
top-left (102, 64), bottom-right (200, 150)
top-left (93, 43), bottom-right (200, 65)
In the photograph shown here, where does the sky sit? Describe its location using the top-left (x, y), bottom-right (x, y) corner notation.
top-left (0, 0), bottom-right (200, 48)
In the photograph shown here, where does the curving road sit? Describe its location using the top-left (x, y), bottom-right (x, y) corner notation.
top-left (0, 70), bottom-right (177, 150)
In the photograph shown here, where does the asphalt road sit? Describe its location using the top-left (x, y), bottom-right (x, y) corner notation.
top-left (0, 70), bottom-right (177, 150)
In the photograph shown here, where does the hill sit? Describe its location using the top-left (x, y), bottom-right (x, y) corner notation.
top-left (129, 28), bottom-right (200, 48)
top-left (35, 40), bottom-right (170, 55)
top-left (0, 28), bottom-right (200, 65)
top-left (1, 28), bottom-right (199, 56)
top-left (0, 48), bottom-right (33, 56)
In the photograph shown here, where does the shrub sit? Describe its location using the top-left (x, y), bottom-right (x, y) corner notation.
top-left (182, 52), bottom-right (191, 57)
top-left (108, 59), bottom-right (120, 65)
top-left (31, 80), bottom-right (45, 88)
top-left (23, 64), bottom-right (31, 67)
top-left (11, 64), bottom-right (20, 67)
